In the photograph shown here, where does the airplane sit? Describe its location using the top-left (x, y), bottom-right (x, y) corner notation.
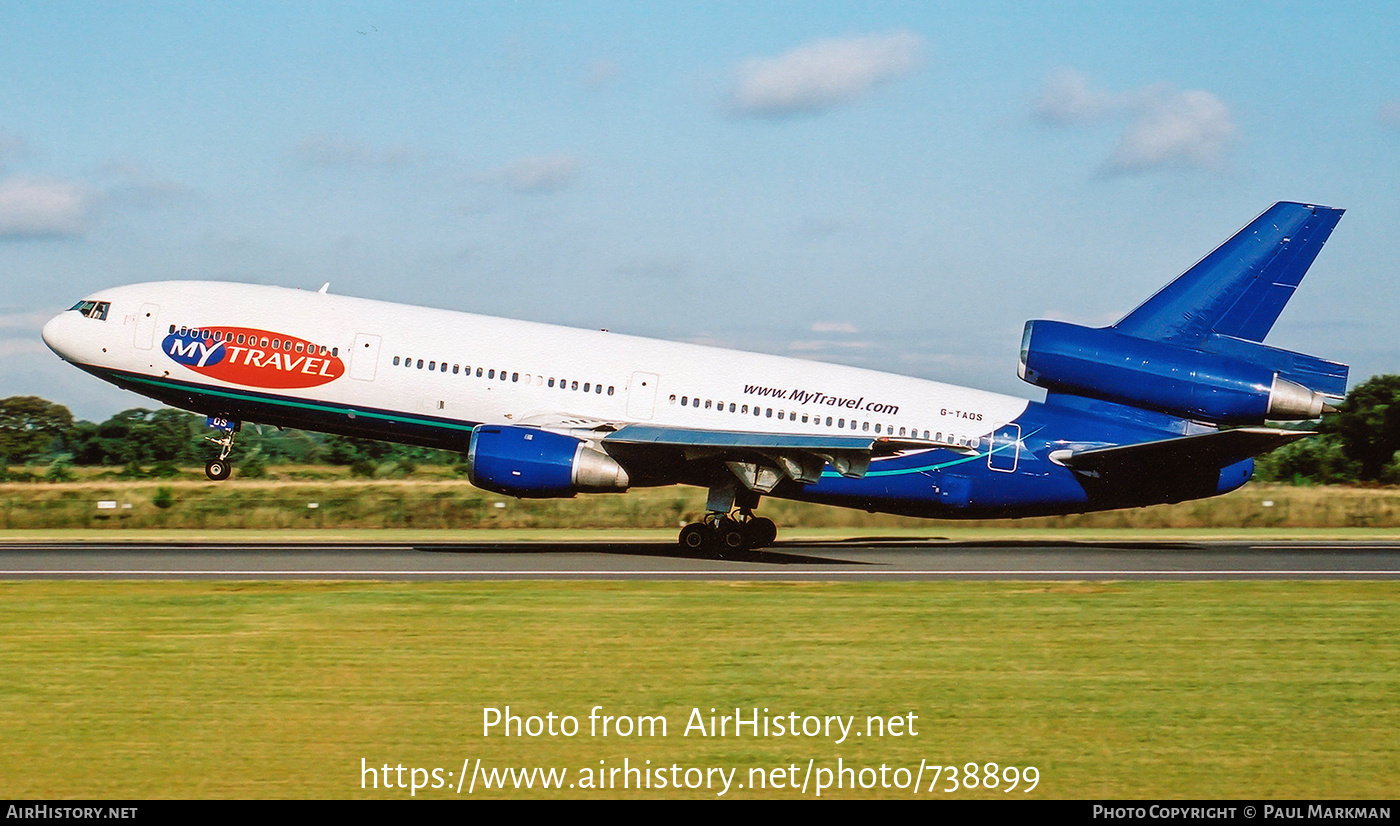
top-left (42, 201), bottom-right (1349, 552)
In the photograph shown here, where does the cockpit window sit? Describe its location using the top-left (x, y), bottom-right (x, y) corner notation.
top-left (68, 300), bottom-right (110, 321)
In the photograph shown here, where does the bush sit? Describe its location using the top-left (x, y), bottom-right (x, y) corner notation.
top-left (150, 461), bottom-right (182, 478)
top-left (240, 455), bottom-right (269, 479)
top-left (117, 460), bottom-right (147, 479)
top-left (152, 486), bottom-right (175, 509)
top-left (349, 459), bottom-right (376, 478)
top-left (45, 460), bottom-right (75, 483)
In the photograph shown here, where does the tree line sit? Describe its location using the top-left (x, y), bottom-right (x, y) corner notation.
top-left (2, 374), bottom-right (1400, 484)
top-left (0, 396), bottom-right (454, 478)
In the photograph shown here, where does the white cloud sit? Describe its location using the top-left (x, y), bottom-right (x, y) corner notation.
top-left (1106, 88), bottom-right (1234, 173)
top-left (1034, 69), bottom-right (1236, 174)
top-left (481, 154), bottom-right (582, 193)
top-left (294, 135), bottom-right (421, 168)
top-left (0, 337), bottom-right (46, 358)
top-left (1381, 99), bottom-right (1400, 130)
top-left (810, 321), bottom-right (859, 334)
top-left (1034, 68), bottom-right (1127, 124)
top-left (787, 339), bottom-right (871, 352)
top-left (731, 31), bottom-right (924, 116)
top-left (0, 311), bottom-right (52, 331)
top-left (0, 176), bottom-right (97, 239)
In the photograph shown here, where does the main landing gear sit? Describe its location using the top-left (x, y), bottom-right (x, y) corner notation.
top-left (677, 486), bottom-right (778, 554)
top-left (203, 420), bottom-right (241, 481)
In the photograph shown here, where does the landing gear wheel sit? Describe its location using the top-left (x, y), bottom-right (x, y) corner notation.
top-left (716, 520), bottom-right (747, 553)
top-left (204, 459), bottom-right (232, 481)
top-left (678, 523), bottom-right (709, 552)
top-left (744, 517), bottom-right (777, 548)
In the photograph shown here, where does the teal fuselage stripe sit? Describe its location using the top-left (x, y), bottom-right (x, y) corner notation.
top-left (124, 373), bottom-right (477, 433)
top-left (820, 426), bottom-right (1043, 478)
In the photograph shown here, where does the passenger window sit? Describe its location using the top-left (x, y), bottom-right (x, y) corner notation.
top-left (583, 382), bottom-right (590, 392)
top-left (596, 384), bottom-right (603, 394)
top-left (512, 373), bottom-right (519, 382)
top-left (488, 369), bottom-right (495, 378)
top-left (168, 324), bottom-right (176, 334)
top-left (765, 408), bottom-right (772, 418)
top-left (477, 368), bottom-right (483, 377)
top-left (453, 365), bottom-right (459, 374)
top-left (393, 356), bottom-right (401, 366)
top-left (777, 410), bottom-right (783, 419)
top-left (429, 361), bottom-right (435, 370)
top-left (874, 424), bottom-right (880, 433)
top-left (681, 396), bottom-right (688, 406)
top-left (551, 378), bottom-right (557, 388)
top-left (608, 386), bottom-right (614, 396)
top-left (669, 394), bottom-right (675, 402)
top-left (571, 381), bottom-right (578, 390)
top-left (838, 419), bottom-right (845, 428)
top-left (729, 403), bottom-right (735, 412)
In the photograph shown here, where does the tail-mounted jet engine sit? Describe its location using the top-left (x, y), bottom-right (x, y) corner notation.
top-left (466, 425), bottom-right (630, 498)
top-left (1018, 320), bottom-right (1342, 425)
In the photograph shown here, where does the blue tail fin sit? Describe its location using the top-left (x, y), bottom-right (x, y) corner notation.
top-left (1113, 202), bottom-right (1344, 345)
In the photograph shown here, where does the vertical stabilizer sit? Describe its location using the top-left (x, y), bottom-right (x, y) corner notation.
top-left (1112, 202), bottom-right (1343, 345)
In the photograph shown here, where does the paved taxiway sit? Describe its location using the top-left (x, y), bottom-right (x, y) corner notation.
top-left (2, 538), bottom-right (1399, 580)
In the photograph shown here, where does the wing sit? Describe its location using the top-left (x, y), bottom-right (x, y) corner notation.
top-left (1049, 427), bottom-right (1312, 475)
top-left (600, 423), bottom-right (962, 490)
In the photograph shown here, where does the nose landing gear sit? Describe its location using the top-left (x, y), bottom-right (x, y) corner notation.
top-left (202, 420), bottom-right (241, 481)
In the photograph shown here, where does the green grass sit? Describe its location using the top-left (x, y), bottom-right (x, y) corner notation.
top-left (1, 581), bottom-right (1396, 799)
top-left (6, 477), bottom-right (1400, 530)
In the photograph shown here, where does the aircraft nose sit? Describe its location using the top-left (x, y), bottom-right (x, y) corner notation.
top-left (41, 311), bottom-right (74, 359)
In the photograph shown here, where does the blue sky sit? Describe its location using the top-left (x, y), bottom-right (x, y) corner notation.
top-left (2, 1), bottom-right (1397, 421)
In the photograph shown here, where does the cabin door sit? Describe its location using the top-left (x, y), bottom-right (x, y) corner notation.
top-left (626, 372), bottom-right (659, 420)
top-left (349, 333), bottom-right (382, 381)
top-left (135, 304), bottom-right (159, 350)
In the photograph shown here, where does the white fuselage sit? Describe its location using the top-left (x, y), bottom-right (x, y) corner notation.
top-left (44, 281), bottom-right (1031, 448)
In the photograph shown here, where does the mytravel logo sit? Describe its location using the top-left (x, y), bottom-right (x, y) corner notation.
top-left (162, 327), bottom-right (345, 389)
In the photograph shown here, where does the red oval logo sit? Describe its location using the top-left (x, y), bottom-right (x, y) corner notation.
top-left (163, 326), bottom-right (345, 389)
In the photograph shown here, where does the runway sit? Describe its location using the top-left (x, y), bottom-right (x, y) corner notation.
top-left (2, 538), bottom-right (1400, 580)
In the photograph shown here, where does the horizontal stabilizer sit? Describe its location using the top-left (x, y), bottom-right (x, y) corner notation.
top-left (1050, 427), bottom-right (1312, 474)
top-left (1114, 202), bottom-right (1343, 345)
top-left (1200, 334), bottom-right (1348, 398)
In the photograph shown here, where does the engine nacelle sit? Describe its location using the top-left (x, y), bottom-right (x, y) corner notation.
top-left (1019, 320), bottom-right (1333, 424)
top-left (466, 425), bottom-right (630, 498)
